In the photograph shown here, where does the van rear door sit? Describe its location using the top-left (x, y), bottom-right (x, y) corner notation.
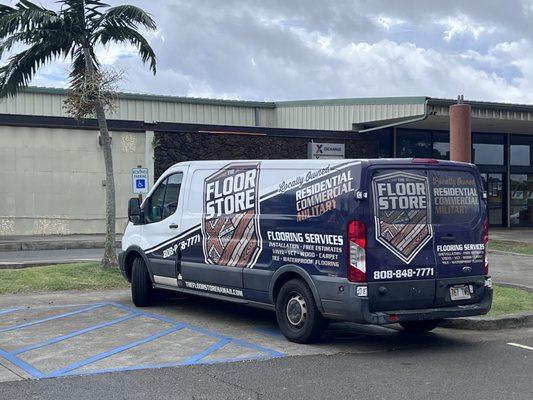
top-left (365, 167), bottom-right (437, 312)
top-left (429, 168), bottom-right (487, 307)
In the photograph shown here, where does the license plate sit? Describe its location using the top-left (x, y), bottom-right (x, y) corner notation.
top-left (450, 285), bottom-right (472, 301)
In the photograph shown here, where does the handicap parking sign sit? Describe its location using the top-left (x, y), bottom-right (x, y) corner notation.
top-left (132, 168), bottom-right (149, 194)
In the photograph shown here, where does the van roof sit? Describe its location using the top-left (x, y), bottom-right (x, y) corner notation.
top-left (168, 158), bottom-right (475, 170)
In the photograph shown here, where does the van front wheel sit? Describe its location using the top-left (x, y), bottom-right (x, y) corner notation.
top-left (131, 257), bottom-right (152, 307)
top-left (275, 279), bottom-right (326, 343)
top-left (399, 319), bottom-right (442, 333)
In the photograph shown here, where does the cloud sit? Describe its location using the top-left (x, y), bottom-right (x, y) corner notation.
top-left (7, 0), bottom-right (533, 103)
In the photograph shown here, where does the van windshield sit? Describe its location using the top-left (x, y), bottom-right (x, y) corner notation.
top-left (429, 170), bottom-right (480, 224)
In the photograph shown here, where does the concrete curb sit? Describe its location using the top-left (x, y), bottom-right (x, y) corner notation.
top-left (441, 311), bottom-right (533, 330)
top-left (0, 236), bottom-right (122, 252)
top-left (0, 259), bottom-right (100, 269)
top-left (496, 282), bottom-right (533, 293)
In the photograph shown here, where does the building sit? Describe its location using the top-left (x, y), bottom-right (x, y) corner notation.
top-left (0, 87), bottom-right (532, 235)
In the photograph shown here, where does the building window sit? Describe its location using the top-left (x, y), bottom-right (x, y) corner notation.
top-left (472, 133), bottom-right (505, 165)
top-left (510, 135), bottom-right (533, 167)
top-left (432, 132), bottom-right (450, 160)
top-left (397, 130), bottom-right (431, 158)
top-left (374, 129), bottom-right (393, 158)
top-left (510, 174), bottom-right (533, 226)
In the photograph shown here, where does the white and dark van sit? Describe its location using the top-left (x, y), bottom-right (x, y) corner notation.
top-left (119, 158), bottom-right (492, 343)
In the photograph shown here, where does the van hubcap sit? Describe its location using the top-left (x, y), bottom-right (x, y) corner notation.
top-left (286, 294), bottom-right (307, 327)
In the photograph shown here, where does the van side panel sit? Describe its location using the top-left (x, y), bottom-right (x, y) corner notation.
top-left (146, 160), bottom-right (362, 302)
top-left (245, 162), bottom-right (363, 293)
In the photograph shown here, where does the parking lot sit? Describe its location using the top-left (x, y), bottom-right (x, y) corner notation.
top-left (0, 293), bottom-right (288, 381)
top-left (1, 288), bottom-right (532, 385)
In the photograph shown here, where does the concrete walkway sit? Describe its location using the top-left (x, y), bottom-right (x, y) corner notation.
top-left (0, 235), bottom-right (122, 252)
top-left (0, 249), bottom-right (103, 269)
top-left (489, 252), bottom-right (533, 288)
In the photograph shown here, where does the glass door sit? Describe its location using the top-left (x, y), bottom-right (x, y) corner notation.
top-left (510, 174), bottom-right (533, 226)
top-left (480, 173), bottom-right (504, 226)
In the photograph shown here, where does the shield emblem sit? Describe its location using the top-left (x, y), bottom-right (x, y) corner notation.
top-left (372, 171), bottom-right (433, 264)
top-left (202, 162), bottom-right (262, 268)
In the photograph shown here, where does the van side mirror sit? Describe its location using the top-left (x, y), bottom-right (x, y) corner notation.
top-left (128, 197), bottom-right (142, 224)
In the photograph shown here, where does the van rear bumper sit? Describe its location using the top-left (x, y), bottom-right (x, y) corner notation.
top-left (314, 277), bottom-right (493, 325)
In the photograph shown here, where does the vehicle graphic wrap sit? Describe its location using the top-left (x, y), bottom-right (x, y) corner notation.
top-left (146, 161), bottom-right (362, 278)
top-left (202, 162), bottom-right (262, 268)
top-left (372, 171), bottom-right (433, 264)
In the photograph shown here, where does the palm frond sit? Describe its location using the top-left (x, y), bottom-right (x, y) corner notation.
top-left (96, 23), bottom-right (156, 73)
top-left (101, 5), bottom-right (156, 30)
top-left (0, 41), bottom-right (66, 97)
top-left (0, 1), bottom-right (59, 39)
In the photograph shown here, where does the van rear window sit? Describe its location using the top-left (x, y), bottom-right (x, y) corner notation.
top-left (430, 170), bottom-right (480, 224)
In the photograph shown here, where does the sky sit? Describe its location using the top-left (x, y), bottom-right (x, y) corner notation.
top-left (7, 0), bottom-right (533, 103)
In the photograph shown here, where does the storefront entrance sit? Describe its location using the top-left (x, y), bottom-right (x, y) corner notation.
top-left (480, 173), bottom-right (505, 226)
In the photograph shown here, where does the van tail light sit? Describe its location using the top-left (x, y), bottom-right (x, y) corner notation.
top-left (348, 220), bottom-right (366, 282)
top-left (482, 217), bottom-right (489, 275)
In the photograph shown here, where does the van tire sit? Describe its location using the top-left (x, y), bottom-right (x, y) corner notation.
top-left (275, 279), bottom-right (326, 344)
top-left (399, 319), bottom-right (442, 333)
top-left (131, 257), bottom-right (152, 307)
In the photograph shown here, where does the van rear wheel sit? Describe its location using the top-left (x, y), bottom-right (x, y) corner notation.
top-left (131, 257), bottom-right (152, 307)
top-left (399, 319), bottom-right (442, 333)
top-left (275, 279), bottom-right (326, 343)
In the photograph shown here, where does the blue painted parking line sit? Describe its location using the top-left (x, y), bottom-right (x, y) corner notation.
top-left (0, 308), bottom-right (22, 317)
top-left (0, 302), bottom-right (286, 380)
top-left (0, 348), bottom-right (45, 379)
top-left (46, 323), bottom-right (187, 378)
top-left (0, 303), bottom-right (106, 333)
top-left (182, 338), bottom-right (231, 365)
top-left (11, 312), bottom-right (140, 355)
top-left (107, 303), bottom-right (285, 358)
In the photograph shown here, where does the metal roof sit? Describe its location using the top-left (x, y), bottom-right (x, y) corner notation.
top-left (275, 96), bottom-right (428, 107)
top-left (22, 86), bottom-right (276, 109)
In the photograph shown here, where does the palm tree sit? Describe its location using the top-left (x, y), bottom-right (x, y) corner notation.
top-left (0, 0), bottom-right (157, 268)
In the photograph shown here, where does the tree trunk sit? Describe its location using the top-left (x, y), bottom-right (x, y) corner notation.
top-left (83, 47), bottom-right (117, 268)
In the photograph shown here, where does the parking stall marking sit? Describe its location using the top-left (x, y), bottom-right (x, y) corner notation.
top-left (0, 302), bottom-right (285, 380)
top-left (0, 303), bottom-right (106, 333)
top-left (11, 313), bottom-right (140, 355)
top-left (507, 342), bottom-right (533, 351)
top-left (47, 323), bottom-right (188, 378)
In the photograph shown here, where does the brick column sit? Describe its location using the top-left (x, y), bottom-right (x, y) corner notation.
top-left (449, 97), bottom-right (472, 162)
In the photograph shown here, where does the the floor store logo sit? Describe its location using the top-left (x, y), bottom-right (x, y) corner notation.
top-left (202, 162), bottom-right (262, 268)
top-left (372, 171), bottom-right (433, 264)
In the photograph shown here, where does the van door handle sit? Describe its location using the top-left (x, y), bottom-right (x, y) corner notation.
top-left (440, 235), bottom-right (456, 242)
top-left (169, 223), bottom-right (179, 229)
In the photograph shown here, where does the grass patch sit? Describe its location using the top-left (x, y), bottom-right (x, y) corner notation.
top-left (0, 264), bottom-right (531, 318)
top-left (489, 240), bottom-right (533, 255)
top-left (0, 262), bottom-right (128, 294)
top-left (490, 285), bottom-right (533, 316)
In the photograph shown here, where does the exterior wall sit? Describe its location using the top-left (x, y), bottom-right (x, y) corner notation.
top-left (0, 126), bottom-right (153, 235)
top-left (154, 131), bottom-right (378, 179)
